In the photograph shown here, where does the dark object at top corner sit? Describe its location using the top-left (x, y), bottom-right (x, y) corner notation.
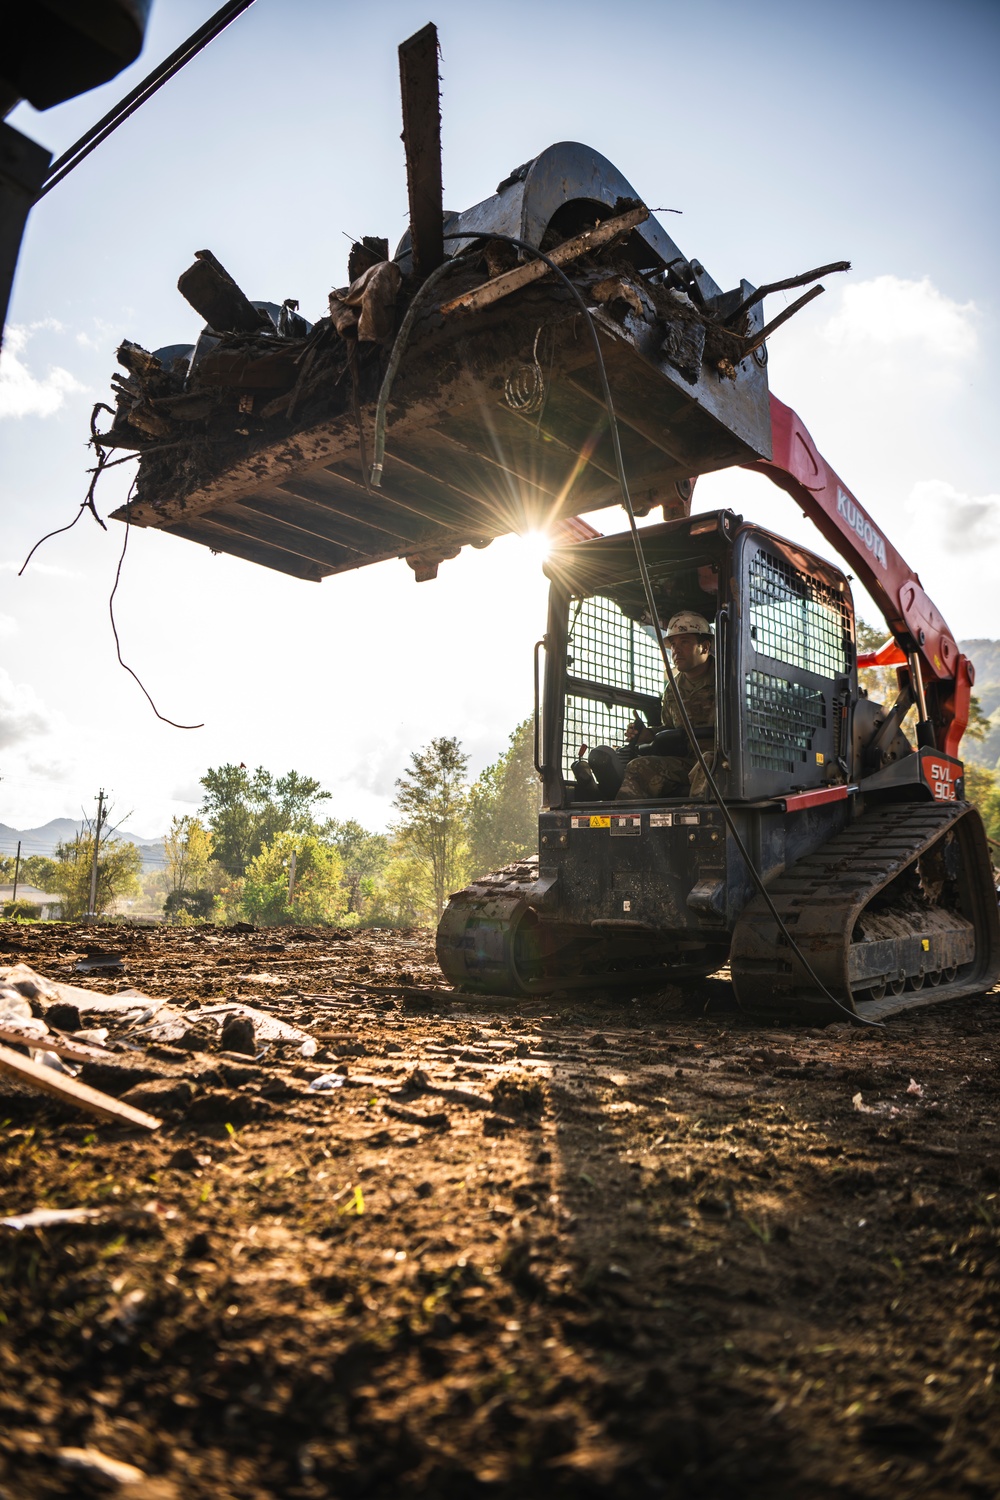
top-left (1, 0), bottom-right (153, 112)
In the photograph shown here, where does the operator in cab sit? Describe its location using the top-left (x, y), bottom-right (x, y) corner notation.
top-left (618, 611), bottom-right (715, 799)
top-left (581, 612), bottom-right (715, 799)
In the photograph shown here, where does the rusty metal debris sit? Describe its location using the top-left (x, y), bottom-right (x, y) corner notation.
top-left (96, 131), bottom-right (838, 585)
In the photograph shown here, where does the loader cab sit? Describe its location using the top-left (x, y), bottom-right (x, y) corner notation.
top-left (540, 509), bottom-right (858, 808)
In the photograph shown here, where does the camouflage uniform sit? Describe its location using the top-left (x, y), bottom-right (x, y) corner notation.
top-left (616, 667), bottom-right (715, 800)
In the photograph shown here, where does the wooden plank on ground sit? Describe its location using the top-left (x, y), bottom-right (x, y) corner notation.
top-left (0, 1043), bottom-right (162, 1130)
top-left (0, 1027), bottom-right (109, 1063)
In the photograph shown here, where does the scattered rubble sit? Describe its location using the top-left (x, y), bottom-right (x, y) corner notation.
top-left (0, 919), bottom-right (997, 1497)
top-left (55, 1447), bottom-right (147, 1486)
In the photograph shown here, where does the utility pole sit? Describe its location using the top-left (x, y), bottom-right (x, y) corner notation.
top-left (87, 789), bottom-right (107, 920)
top-left (287, 850), bottom-right (297, 906)
top-left (11, 841), bottom-right (21, 902)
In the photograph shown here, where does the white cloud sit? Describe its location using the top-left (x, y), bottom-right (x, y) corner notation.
top-left (0, 322), bottom-right (86, 419)
top-left (0, 614), bottom-right (18, 640)
top-left (821, 275), bottom-right (977, 364)
top-left (0, 670), bottom-right (51, 749)
top-left (761, 272), bottom-right (983, 478)
top-left (906, 479), bottom-right (1000, 555)
top-left (75, 319), bottom-right (118, 352)
top-left (25, 757), bottom-right (73, 783)
top-left (344, 732), bottom-right (412, 800)
top-left (170, 781), bottom-right (204, 803)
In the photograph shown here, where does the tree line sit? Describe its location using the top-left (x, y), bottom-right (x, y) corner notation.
top-left (8, 667), bottom-right (999, 924)
top-left (1, 718), bottom-right (538, 927)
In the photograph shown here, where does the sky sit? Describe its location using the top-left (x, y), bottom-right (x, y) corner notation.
top-left (2, 0), bottom-right (998, 842)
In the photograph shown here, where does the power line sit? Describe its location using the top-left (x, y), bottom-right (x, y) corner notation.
top-left (0, 836), bottom-right (170, 865)
top-left (36, 0), bottom-right (258, 201)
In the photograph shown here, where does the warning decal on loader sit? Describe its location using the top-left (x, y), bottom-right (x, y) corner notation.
top-left (921, 754), bottom-right (959, 802)
top-left (571, 816), bottom-right (611, 829)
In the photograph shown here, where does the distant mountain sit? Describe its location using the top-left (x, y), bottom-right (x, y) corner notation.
top-left (0, 820), bottom-right (166, 870)
top-left (0, 818), bottom-right (81, 852)
top-left (960, 640), bottom-right (1000, 718)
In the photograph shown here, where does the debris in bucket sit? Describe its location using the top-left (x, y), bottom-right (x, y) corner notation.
top-left (93, 140), bottom-right (842, 586)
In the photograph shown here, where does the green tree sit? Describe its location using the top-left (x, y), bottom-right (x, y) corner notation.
top-left (49, 834), bottom-right (142, 920)
top-left (241, 831), bottom-right (348, 926)
top-left (199, 765), bottom-right (331, 877)
top-left (321, 818), bottom-right (390, 918)
top-left (857, 618), bottom-right (990, 756)
top-left (392, 736), bottom-right (469, 921)
top-left (0, 854), bottom-right (58, 890)
top-left (164, 887), bottom-right (217, 921)
top-left (214, 876), bottom-right (247, 926)
top-left (366, 842), bottom-right (433, 927)
top-left (965, 697), bottom-right (990, 742)
top-left (965, 765), bottom-right (1000, 846)
top-left (467, 716), bottom-right (539, 877)
top-left (162, 815), bottom-right (218, 920)
top-left (856, 618), bottom-right (904, 709)
top-left (960, 697), bottom-right (996, 765)
top-left (163, 815), bottom-right (213, 891)
top-left (855, 618), bottom-right (888, 653)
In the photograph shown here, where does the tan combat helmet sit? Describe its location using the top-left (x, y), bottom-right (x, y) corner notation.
top-left (664, 611), bottom-right (712, 637)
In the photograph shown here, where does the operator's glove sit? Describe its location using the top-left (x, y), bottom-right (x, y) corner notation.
top-left (636, 727), bottom-right (688, 757)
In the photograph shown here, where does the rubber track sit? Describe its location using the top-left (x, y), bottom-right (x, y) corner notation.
top-left (436, 858), bottom-right (720, 997)
top-left (730, 801), bottom-right (1000, 1021)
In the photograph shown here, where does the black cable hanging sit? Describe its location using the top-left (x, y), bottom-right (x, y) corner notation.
top-left (375, 227), bottom-right (882, 1028)
top-left (18, 407), bottom-right (203, 729)
top-left (110, 485), bottom-right (204, 730)
top-left (36, 0), bottom-right (258, 200)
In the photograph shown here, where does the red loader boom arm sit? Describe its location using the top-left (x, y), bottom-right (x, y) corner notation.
top-left (747, 394), bottom-right (973, 759)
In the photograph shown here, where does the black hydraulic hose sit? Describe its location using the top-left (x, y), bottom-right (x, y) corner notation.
top-left (374, 227), bottom-right (882, 1027)
top-left (36, 0), bottom-right (258, 200)
top-left (370, 256), bottom-right (466, 487)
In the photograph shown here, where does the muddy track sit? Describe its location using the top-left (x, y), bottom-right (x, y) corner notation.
top-left (1, 921), bottom-right (998, 1499)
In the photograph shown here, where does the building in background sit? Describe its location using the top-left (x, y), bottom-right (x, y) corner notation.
top-left (0, 882), bottom-right (62, 917)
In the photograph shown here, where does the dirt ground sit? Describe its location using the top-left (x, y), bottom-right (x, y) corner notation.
top-left (1, 920), bottom-right (998, 1499)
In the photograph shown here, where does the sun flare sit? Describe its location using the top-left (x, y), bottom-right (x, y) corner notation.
top-left (519, 530), bottom-right (552, 566)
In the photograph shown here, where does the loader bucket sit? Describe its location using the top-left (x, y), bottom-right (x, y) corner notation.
top-left (107, 143), bottom-right (772, 582)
